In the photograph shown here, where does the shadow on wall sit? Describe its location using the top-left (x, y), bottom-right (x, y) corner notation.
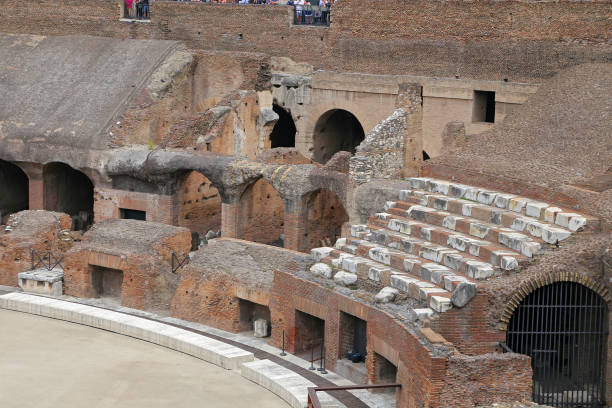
top-left (0, 160), bottom-right (29, 224)
top-left (312, 109), bottom-right (364, 164)
top-left (238, 178), bottom-right (285, 247)
top-left (302, 188), bottom-right (348, 251)
top-left (270, 103), bottom-right (296, 148)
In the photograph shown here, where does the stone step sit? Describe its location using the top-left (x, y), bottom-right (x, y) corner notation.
top-left (241, 359), bottom-right (339, 408)
top-left (403, 177), bottom-right (597, 232)
top-left (0, 292), bottom-right (254, 370)
top-left (385, 203), bottom-right (545, 257)
top-left (396, 191), bottom-right (573, 246)
top-left (310, 247), bottom-right (473, 313)
top-left (347, 229), bottom-right (497, 280)
top-left (362, 216), bottom-right (528, 271)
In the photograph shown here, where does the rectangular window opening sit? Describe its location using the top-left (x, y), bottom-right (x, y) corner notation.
top-left (472, 90), bottom-right (495, 123)
top-left (120, 208), bottom-right (146, 221)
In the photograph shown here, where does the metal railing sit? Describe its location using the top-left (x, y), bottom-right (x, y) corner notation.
top-left (307, 383), bottom-right (401, 408)
top-left (293, 6), bottom-right (330, 26)
top-left (171, 251), bottom-right (189, 274)
top-left (31, 249), bottom-right (64, 271)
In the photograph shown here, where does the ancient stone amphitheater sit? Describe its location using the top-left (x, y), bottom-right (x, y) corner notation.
top-left (0, 1), bottom-right (610, 407)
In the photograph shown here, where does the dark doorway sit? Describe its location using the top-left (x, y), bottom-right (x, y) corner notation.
top-left (120, 208), bottom-right (146, 221)
top-left (473, 90), bottom-right (495, 123)
top-left (339, 312), bottom-right (367, 361)
top-left (0, 160), bottom-right (29, 223)
top-left (312, 109), bottom-right (365, 164)
top-left (506, 281), bottom-right (607, 407)
top-left (238, 299), bottom-right (271, 333)
top-left (43, 162), bottom-right (94, 230)
top-left (374, 352), bottom-right (397, 384)
top-left (91, 266), bottom-right (124, 302)
top-left (269, 104), bottom-right (296, 148)
top-left (294, 310), bottom-right (325, 354)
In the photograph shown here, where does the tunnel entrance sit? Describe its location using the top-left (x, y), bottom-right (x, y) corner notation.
top-left (0, 160), bottom-right (29, 224)
top-left (43, 162), bottom-right (94, 230)
top-left (506, 281), bottom-right (607, 407)
top-left (312, 109), bottom-right (365, 164)
top-left (91, 266), bottom-right (124, 303)
top-left (269, 104), bottom-right (296, 148)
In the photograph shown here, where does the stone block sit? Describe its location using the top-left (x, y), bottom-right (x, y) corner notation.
top-left (568, 216), bottom-right (587, 232)
top-left (521, 241), bottom-right (541, 258)
top-left (544, 207), bottom-right (562, 224)
top-left (555, 212), bottom-right (582, 229)
top-left (350, 224), bottom-right (369, 237)
top-left (407, 177), bottom-right (430, 190)
top-left (469, 223), bottom-right (490, 238)
top-left (429, 180), bottom-right (450, 195)
top-left (499, 232), bottom-right (528, 252)
top-left (420, 227), bottom-right (433, 241)
top-left (526, 202), bottom-right (549, 218)
top-left (399, 189), bottom-right (412, 201)
top-left (334, 238), bottom-right (346, 249)
top-left (477, 191), bottom-right (497, 205)
top-left (369, 247), bottom-right (391, 265)
top-left (333, 271), bottom-right (358, 286)
top-left (508, 198), bottom-right (528, 213)
top-left (451, 282), bottom-right (477, 307)
top-left (449, 184), bottom-right (469, 198)
top-left (462, 203), bottom-right (475, 216)
top-left (388, 218), bottom-right (411, 234)
top-left (430, 296), bottom-right (452, 313)
top-left (526, 221), bottom-right (545, 238)
top-left (390, 275), bottom-right (419, 292)
top-left (375, 287), bottom-right (399, 303)
top-left (465, 261), bottom-right (494, 279)
top-left (408, 308), bottom-right (434, 321)
top-left (464, 187), bottom-right (479, 201)
top-left (494, 194), bottom-right (516, 209)
top-left (433, 197), bottom-right (449, 211)
top-left (18, 268), bottom-right (63, 296)
top-left (403, 257), bottom-right (421, 273)
top-left (442, 215), bottom-right (461, 230)
top-left (443, 275), bottom-right (468, 291)
top-left (510, 217), bottom-right (530, 232)
top-left (311, 247), bottom-right (334, 262)
top-left (500, 256), bottom-right (519, 271)
top-left (443, 253), bottom-right (464, 271)
top-left (542, 226), bottom-right (572, 244)
top-left (383, 201), bottom-right (397, 211)
top-left (253, 318), bottom-right (270, 338)
top-left (310, 263), bottom-right (332, 279)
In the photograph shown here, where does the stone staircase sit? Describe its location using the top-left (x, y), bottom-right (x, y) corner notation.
top-left (310, 177), bottom-right (595, 319)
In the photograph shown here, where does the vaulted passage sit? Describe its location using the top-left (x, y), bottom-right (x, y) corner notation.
top-left (0, 160), bottom-right (29, 223)
top-left (506, 281), bottom-right (608, 408)
top-left (312, 109), bottom-right (365, 164)
top-left (43, 162), bottom-right (94, 230)
top-left (238, 178), bottom-right (285, 247)
top-left (269, 104), bottom-right (296, 148)
top-left (302, 188), bottom-right (348, 252)
top-left (178, 171), bottom-right (222, 236)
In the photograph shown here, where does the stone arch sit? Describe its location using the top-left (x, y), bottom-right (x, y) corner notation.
top-left (237, 177), bottom-right (285, 247)
top-left (301, 188), bottom-right (348, 251)
top-left (43, 162), bottom-right (94, 230)
top-left (500, 271), bottom-right (611, 329)
top-left (312, 109), bottom-right (365, 164)
top-left (269, 104), bottom-right (296, 148)
top-left (0, 159), bottom-right (29, 223)
top-left (177, 170), bottom-right (223, 236)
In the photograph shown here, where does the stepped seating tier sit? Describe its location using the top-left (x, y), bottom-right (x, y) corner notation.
top-left (309, 178), bottom-right (594, 316)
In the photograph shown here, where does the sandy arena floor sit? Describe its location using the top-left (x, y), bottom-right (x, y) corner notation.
top-left (0, 309), bottom-right (289, 408)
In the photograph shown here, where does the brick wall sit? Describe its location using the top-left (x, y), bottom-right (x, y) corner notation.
top-left (1, 0), bottom-right (610, 81)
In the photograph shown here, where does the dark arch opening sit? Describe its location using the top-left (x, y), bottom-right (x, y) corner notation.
top-left (312, 109), bottom-right (365, 164)
top-left (43, 162), bottom-right (94, 230)
top-left (301, 188), bottom-right (348, 252)
top-left (269, 104), bottom-right (296, 148)
top-left (238, 178), bottom-right (285, 247)
top-left (506, 281), bottom-right (607, 407)
top-left (422, 151), bottom-right (430, 161)
top-left (177, 171), bottom-right (222, 247)
top-left (0, 160), bottom-right (29, 224)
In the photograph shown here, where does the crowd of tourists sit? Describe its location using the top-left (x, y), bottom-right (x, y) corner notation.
top-left (124, 0), bottom-right (150, 19)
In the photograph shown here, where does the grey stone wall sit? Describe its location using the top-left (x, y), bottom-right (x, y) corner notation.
top-left (349, 109), bottom-right (407, 184)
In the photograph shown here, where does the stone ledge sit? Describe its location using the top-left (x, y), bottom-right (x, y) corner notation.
top-left (241, 359), bottom-right (339, 408)
top-left (0, 292), bottom-right (254, 370)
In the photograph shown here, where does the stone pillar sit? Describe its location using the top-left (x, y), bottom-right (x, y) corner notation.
top-left (397, 83), bottom-right (423, 177)
top-left (17, 162), bottom-right (44, 210)
top-left (283, 197), bottom-right (308, 252)
top-left (221, 201), bottom-right (240, 239)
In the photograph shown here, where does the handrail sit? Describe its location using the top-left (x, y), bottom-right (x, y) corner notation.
top-left (307, 383), bottom-right (401, 408)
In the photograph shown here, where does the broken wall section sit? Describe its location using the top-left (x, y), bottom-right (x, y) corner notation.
top-left (349, 84), bottom-right (422, 184)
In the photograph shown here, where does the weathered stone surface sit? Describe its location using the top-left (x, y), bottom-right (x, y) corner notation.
top-left (253, 318), bottom-right (270, 338)
top-left (375, 287), bottom-right (399, 303)
top-left (310, 263), bottom-right (333, 279)
top-left (451, 281), bottom-right (477, 307)
top-left (333, 271), bottom-right (358, 286)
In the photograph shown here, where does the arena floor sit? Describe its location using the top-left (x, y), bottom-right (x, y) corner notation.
top-left (0, 309), bottom-right (289, 408)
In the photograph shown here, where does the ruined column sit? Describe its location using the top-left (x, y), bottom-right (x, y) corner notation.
top-left (17, 162), bottom-right (44, 210)
top-left (283, 197), bottom-right (308, 252)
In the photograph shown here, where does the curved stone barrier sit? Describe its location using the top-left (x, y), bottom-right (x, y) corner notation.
top-left (0, 292), bottom-right (254, 370)
top-left (241, 359), bottom-right (338, 408)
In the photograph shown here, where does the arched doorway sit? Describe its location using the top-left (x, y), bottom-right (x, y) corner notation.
top-left (238, 178), bottom-right (285, 247)
top-left (312, 109), bottom-right (365, 164)
top-left (506, 281), bottom-right (607, 407)
top-left (269, 104), bottom-right (296, 148)
top-left (43, 162), bottom-right (94, 230)
top-left (302, 188), bottom-right (348, 251)
top-left (0, 160), bottom-right (29, 223)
